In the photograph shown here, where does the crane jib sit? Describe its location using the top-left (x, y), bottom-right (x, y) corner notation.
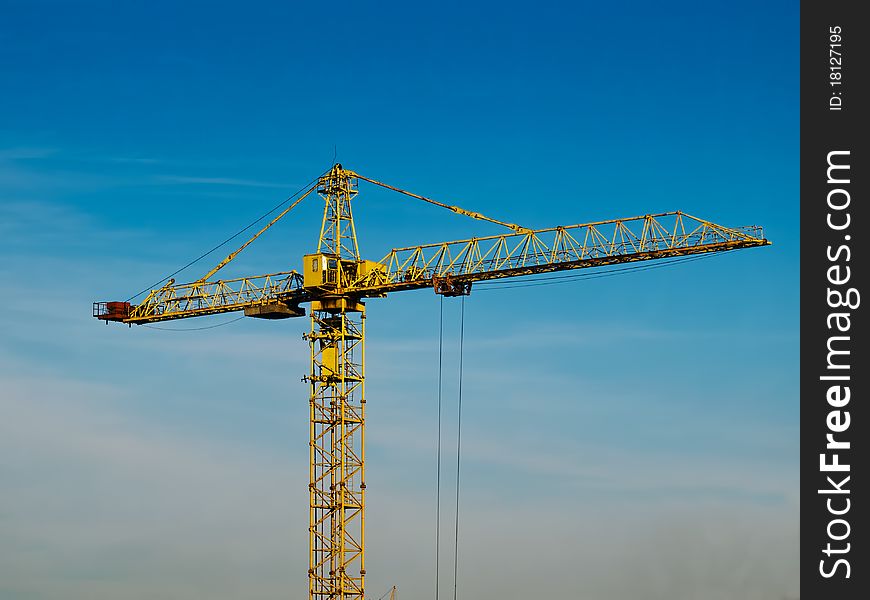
top-left (94, 216), bottom-right (768, 324)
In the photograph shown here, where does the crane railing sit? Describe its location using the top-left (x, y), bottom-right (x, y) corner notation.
top-left (354, 211), bottom-right (768, 292)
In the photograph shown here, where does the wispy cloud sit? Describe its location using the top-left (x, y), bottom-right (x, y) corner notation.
top-left (0, 146), bottom-right (295, 194)
top-left (0, 368), bottom-right (799, 600)
top-left (155, 175), bottom-right (294, 189)
top-left (0, 146), bottom-right (58, 161)
top-left (102, 156), bottom-right (162, 165)
top-left (0, 374), bottom-right (307, 600)
top-left (0, 154), bottom-right (144, 194)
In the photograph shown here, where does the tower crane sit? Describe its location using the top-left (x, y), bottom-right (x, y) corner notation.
top-left (93, 164), bottom-right (770, 600)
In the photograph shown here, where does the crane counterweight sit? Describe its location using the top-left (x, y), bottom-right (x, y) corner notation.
top-left (243, 302), bottom-right (305, 319)
top-left (94, 301), bottom-right (131, 321)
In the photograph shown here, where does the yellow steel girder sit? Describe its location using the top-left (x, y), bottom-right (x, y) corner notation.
top-left (97, 210), bottom-right (768, 325)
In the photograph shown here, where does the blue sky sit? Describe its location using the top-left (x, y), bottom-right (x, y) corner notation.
top-left (1, 1), bottom-right (798, 599)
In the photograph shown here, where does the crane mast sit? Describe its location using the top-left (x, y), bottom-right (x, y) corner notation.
top-left (93, 164), bottom-right (771, 600)
top-left (306, 168), bottom-right (366, 600)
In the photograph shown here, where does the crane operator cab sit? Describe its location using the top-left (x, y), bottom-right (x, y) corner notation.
top-left (303, 253), bottom-right (387, 292)
top-left (304, 253), bottom-right (340, 288)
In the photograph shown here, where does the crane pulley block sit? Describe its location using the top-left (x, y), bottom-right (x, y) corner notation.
top-left (433, 276), bottom-right (472, 297)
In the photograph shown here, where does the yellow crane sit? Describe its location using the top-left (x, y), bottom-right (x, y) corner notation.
top-left (94, 164), bottom-right (770, 600)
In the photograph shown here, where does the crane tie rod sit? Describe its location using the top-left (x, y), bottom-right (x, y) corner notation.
top-left (352, 172), bottom-right (532, 235)
top-left (194, 183), bottom-right (318, 284)
top-left (127, 169), bottom-right (327, 301)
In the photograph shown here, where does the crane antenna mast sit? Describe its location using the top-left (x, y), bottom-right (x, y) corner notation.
top-left (318, 164), bottom-right (361, 260)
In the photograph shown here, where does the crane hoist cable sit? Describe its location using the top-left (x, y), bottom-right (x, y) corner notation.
top-left (435, 295), bottom-right (444, 600)
top-left (353, 172), bottom-right (531, 234)
top-left (453, 295), bottom-right (465, 600)
top-left (435, 296), bottom-right (466, 600)
top-left (126, 168), bottom-right (328, 302)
